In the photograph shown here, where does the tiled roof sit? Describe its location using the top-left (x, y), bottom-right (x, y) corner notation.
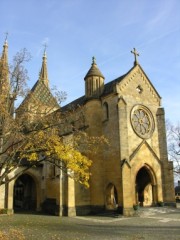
top-left (84, 61), bottom-right (105, 79)
top-left (102, 74), bottom-right (127, 96)
top-left (31, 80), bottom-right (58, 106)
top-left (61, 71), bottom-right (128, 112)
top-left (18, 80), bottom-right (59, 110)
top-left (61, 95), bottom-right (86, 112)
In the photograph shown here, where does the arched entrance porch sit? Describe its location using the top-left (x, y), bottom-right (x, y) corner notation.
top-left (13, 174), bottom-right (37, 211)
top-left (135, 166), bottom-right (157, 207)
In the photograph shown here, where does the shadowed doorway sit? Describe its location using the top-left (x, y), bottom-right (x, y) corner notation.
top-left (13, 174), bottom-right (37, 212)
top-left (136, 167), bottom-right (154, 206)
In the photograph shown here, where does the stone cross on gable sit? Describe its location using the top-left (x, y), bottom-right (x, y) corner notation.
top-left (131, 48), bottom-right (139, 66)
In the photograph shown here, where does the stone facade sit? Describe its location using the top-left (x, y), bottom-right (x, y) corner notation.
top-left (0, 41), bottom-right (175, 216)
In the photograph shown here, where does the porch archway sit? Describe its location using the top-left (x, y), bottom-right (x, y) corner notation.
top-left (135, 166), bottom-right (157, 206)
top-left (13, 174), bottom-right (37, 211)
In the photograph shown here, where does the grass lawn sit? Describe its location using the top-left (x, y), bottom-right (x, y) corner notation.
top-left (0, 213), bottom-right (83, 240)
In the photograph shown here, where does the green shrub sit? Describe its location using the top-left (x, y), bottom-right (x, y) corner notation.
top-left (158, 201), bottom-right (164, 207)
top-left (133, 204), bottom-right (139, 210)
top-left (0, 208), bottom-right (7, 214)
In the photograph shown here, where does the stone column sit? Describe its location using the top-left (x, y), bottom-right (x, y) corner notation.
top-left (152, 184), bottom-right (157, 205)
top-left (0, 184), bottom-right (5, 209)
top-left (56, 168), bottom-right (64, 216)
top-left (66, 173), bottom-right (76, 216)
top-left (121, 162), bottom-right (134, 216)
top-left (6, 180), bottom-right (14, 214)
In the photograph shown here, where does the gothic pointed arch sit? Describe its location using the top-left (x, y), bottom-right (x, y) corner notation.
top-left (135, 164), bottom-right (157, 206)
top-left (105, 183), bottom-right (118, 210)
top-left (102, 102), bottom-right (109, 121)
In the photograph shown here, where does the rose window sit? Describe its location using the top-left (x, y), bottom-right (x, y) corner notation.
top-left (131, 105), bottom-right (154, 139)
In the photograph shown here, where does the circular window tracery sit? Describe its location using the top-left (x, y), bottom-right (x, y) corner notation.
top-left (131, 105), bottom-right (154, 139)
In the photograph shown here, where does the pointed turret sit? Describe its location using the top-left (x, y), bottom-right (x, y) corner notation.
top-left (0, 36), bottom-right (12, 135)
top-left (1, 39), bottom-right (8, 66)
top-left (38, 48), bottom-right (49, 87)
top-left (84, 57), bottom-right (105, 99)
top-left (0, 37), bottom-right (9, 93)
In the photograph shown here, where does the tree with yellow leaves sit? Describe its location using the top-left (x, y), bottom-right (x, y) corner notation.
top-left (0, 48), bottom-right (107, 188)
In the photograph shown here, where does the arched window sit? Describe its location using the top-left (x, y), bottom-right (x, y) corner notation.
top-left (105, 183), bottom-right (118, 210)
top-left (103, 102), bottom-right (109, 121)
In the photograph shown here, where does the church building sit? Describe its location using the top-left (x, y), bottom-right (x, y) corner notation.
top-left (0, 39), bottom-right (175, 216)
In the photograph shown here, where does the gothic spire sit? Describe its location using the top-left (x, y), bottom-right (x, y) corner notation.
top-left (39, 47), bottom-right (49, 87)
top-left (0, 35), bottom-right (9, 91)
top-left (1, 34), bottom-right (8, 69)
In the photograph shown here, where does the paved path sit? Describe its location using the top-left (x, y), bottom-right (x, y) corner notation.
top-left (0, 207), bottom-right (180, 240)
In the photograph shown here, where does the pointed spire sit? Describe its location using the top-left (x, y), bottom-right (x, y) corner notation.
top-left (0, 33), bottom-right (9, 92)
top-left (84, 56), bottom-right (104, 80)
top-left (1, 32), bottom-right (8, 67)
top-left (39, 45), bottom-right (49, 87)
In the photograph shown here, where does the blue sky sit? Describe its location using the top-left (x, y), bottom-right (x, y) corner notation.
top-left (0, 0), bottom-right (180, 124)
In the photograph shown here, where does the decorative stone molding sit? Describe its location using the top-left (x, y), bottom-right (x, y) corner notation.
top-left (118, 67), bottom-right (160, 104)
